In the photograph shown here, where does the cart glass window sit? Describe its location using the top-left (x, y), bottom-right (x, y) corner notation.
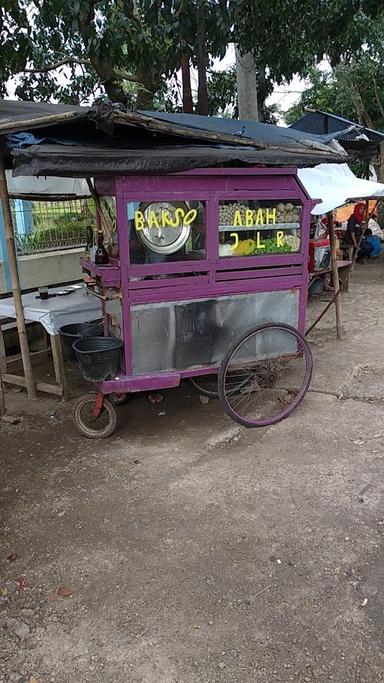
top-left (218, 200), bottom-right (302, 257)
top-left (127, 200), bottom-right (206, 264)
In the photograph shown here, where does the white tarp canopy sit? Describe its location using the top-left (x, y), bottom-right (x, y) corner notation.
top-left (5, 171), bottom-right (90, 198)
top-left (298, 163), bottom-right (384, 215)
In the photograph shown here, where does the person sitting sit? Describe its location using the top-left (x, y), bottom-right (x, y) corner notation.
top-left (368, 212), bottom-right (383, 237)
top-left (364, 228), bottom-right (382, 257)
top-left (345, 203), bottom-right (364, 246)
top-left (345, 203), bottom-right (373, 262)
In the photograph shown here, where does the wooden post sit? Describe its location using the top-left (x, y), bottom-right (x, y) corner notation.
top-left (0, 365), bottom-right (5, 415)
top-left (327, 210), bottom-right (342, 340)
top-left (0, 157), bottom-right (36, 399)
top-left (379, 141), bottom-right (384, 183)
top-left (0, 320), bottom-right (7, 375)
top-left (50, 334), bottom-right (68, 401)
top-left (86, 178), bottom-right (112, 244)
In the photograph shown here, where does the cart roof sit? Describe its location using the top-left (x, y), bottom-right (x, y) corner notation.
top-left (0, 100), bottom-right (348, 177)
top-left (289, 109), bottom-right (384, 160)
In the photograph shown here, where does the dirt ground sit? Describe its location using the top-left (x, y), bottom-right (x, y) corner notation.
top-left (2, 261), bottom-right (384, 683)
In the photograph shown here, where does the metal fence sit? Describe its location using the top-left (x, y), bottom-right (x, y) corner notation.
top-left (11, 199), bottom-right (96, 255)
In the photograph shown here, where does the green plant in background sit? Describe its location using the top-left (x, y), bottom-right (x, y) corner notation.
top-left (14, 196), bottom-right (117, 254)
top-left (53, 211), bottom-right (93, 233)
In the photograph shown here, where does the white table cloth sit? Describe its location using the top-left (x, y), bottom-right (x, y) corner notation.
top-left (0, 284), bottom-right (102, 335)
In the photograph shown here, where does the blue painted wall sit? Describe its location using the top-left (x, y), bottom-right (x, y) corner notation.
top-left (0, 201), bottom-right (12, 291)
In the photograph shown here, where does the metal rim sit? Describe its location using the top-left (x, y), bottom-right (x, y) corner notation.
top-left (136, 201), bottom-right (191, 255)
top-left (218, 323), bottom-right (313, 428)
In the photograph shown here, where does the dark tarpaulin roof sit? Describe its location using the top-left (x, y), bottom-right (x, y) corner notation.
top-left (0, 99), bottom-right (87, 130)
top-left (12, 142), bottom-right (349, 177)
top-left (289, 110), bottom-right (384, 159)
top-left (0, 99), bottom-right (349, 175)
top-left (139, 110), bottom-right (342, 146)
top-left (290, 109), bottom-right (384, 140)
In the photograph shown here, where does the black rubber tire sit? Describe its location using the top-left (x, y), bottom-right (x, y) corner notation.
top-left (218, 323), bottom-right (313, 428)
top-left (73, 394), bottom-right (117, 439)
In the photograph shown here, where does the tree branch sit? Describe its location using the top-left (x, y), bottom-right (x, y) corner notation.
top-left (112, 68), bottom-right (138, 83)
top-left (22, 58), bottom-right (138, 82)
top-left (372, 73), bottom-right (384, 121)
top-left (23, 57), bottom-right (91, 73)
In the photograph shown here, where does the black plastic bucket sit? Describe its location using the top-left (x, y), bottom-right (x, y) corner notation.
top-left (73, 336), bottom-right (123, 382)
top-left (59, 320), bottom-right (104, 364)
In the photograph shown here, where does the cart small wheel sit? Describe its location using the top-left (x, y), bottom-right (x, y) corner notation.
top-left (218, 323), bottom-right (313, 428)
top-left (110, 392), bottom-right (130, 406)
top-left (73, 394), bottom-right (117, 439)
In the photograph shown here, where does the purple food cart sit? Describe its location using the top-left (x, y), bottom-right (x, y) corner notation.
top-left (75, 166), bottom-right (313, 438)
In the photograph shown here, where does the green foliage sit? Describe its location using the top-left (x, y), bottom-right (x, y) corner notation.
top-left (50, 211), bottom-right (92, 232)
top-left (15, 201), bottom-right (95, 254)
top-left (2, 0), bottom-right (384, 117)
top-left (284, 68), bottom-right (341, 126)
top-left (207, 67), bottom-right (237, 117)
top-left (285, 56), bottom-right (384, 131)
top-left (16, 221), bottom-right (88, 253)
top-left (1, 0), bottom-right (231, 107)
top-left (230, 0), bottom-right (384, 84)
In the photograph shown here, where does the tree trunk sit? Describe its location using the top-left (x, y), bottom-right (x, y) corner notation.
top-left (196, 3), bottom-right (208, 116)
top-left (235, 47), bottom-right (258, 121)
top-left (354, 84), bottom-right (374, 128)
top-left (98, 70), bottom-right (128, 105)
top-left (372, 73), bottom-right (384, 121)
top-left (180, 52), bottom-right (193, 113)
top-left (136, 65), bottom-right (155, 109)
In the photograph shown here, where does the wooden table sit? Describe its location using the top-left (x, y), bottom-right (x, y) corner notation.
top-left (308, 260), bottom-right (352, 293)
top-left (0, 285), bottom-right (101, 399)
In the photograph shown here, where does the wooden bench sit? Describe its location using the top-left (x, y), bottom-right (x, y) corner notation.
top-left (0, 316), bottom-right (67, 398)
top-left (308, 260), bottom-right (352, 293)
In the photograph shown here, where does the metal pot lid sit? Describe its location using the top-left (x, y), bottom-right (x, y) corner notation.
top-left (137, 201), bottom-right (191, 255)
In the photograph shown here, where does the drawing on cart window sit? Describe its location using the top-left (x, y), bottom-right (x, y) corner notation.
top-left (127, 200), bottom-right (206, 263)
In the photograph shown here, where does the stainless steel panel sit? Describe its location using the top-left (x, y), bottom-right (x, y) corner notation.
top-left (131, 290), bottom-right (299, 375)
top-left (131, 304), bottom-right (175, 374)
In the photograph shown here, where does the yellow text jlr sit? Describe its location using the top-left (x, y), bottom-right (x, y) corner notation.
top-left (230, 230), bottom-right (285, 249)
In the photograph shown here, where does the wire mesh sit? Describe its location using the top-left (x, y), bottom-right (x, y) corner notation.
top-left (11, 198), bottom-right (96, 255)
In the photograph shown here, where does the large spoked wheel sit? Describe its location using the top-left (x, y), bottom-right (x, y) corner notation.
top-left (73, 394), bottom-right (117, 439)
top-left (218, 323), bottom-right (313, 428)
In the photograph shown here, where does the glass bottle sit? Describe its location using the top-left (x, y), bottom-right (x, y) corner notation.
top-left (95, 232), bottom-right (109, 265)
